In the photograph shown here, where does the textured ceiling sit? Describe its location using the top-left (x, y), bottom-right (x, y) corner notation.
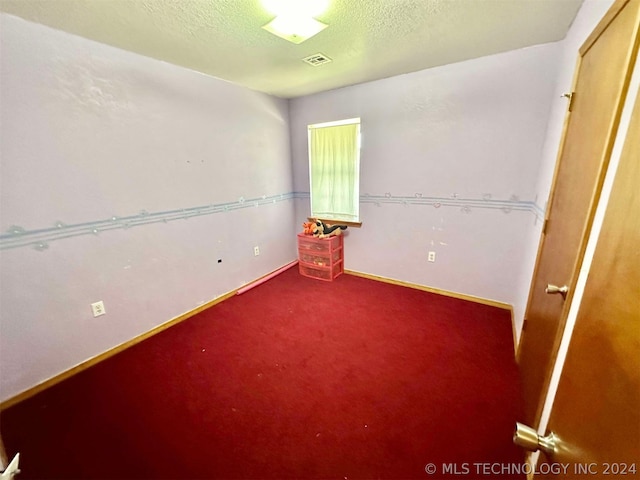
top-left (0, 0), bottom-right (584, 98)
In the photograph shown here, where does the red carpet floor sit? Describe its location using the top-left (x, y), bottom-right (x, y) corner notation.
top-left (2, 267), bottom-right (525, 479)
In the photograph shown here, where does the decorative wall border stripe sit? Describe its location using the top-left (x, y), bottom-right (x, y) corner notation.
top-left (2, 191), bottom-right (545, 251)
top-left (295, 192), bottom-right (545, 218)
top-left (0, 193), bottom-right (294, 251)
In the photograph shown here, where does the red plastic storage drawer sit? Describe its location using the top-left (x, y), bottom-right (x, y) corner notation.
top-left (299, 262), bottom-right (343, 281)
top-left (298, 236), bottom-right (332, 252)
top-left (298, 250), bottom-right (341, 266)
top-left (297, 233), bottom-right (344, 281)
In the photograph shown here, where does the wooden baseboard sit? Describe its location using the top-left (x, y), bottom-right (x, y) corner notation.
top-left (0, 262), bottom-right (299, 411)
top-left (345, 270), bottom-right (518, 353)
top-left (510, 308), bottom-right (518, 355)
top-left (2, 265), bottom-right (516, 410)
top-left (345, 270), bottom-right (512, 310)
top-left (0, 289), bottom-right (237, 411)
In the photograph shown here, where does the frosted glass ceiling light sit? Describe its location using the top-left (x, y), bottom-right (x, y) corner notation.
top-left (262, 0), bottom-right (329, 18)
top-left (262, 15), bottom-right (328, 43)
top-left (261, 0), bottom-right (330, 44)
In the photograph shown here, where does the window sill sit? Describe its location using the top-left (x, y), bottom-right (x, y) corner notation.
top-left (308, 217), bottom-right (362, 228)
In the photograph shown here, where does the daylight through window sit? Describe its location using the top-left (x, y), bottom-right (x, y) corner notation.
top-left (308, 118), bottom-right (361, 223)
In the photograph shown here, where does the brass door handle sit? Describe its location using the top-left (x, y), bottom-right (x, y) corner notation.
top-left (514, 423), bottom-right (558, 456)
top-left (545, 284), bottom-right (568, 297)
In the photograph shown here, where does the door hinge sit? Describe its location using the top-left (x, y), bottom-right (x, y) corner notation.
top-left (562, 92), bottom-right (575, 112)
top-left (542, 218), bottom-right (549, 235)
top-left (522, 318), bottom-right (528, 331)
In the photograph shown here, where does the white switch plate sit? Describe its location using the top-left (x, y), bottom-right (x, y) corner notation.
top-left (254, 246), bottom-right (260, 256)
top-left (428, 251), bottom-right (436, 262)
top-left (91, 301), bottom-right (106, 317)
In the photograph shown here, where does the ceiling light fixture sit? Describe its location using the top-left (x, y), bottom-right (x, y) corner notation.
top-left (261, 0), bottom-right (330, 44)
top-left (262, 0), bottom-right (329, 18)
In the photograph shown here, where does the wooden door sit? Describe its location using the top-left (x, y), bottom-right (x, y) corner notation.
top-left (517, 0), bottom-right (640, 426)
top-left (537, 83), bottom-right (640, 479)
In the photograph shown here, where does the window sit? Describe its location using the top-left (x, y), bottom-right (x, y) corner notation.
top-left (308, 118), bottom-right (361, 223)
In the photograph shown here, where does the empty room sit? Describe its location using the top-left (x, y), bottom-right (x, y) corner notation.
top-left (1, 0), bottom-right (638, 478)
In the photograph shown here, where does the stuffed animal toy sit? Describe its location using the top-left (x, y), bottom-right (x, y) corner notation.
top-left (302, 222), bottom-right (315, 235)
top-left (312, 219), bottom-right (348, 238)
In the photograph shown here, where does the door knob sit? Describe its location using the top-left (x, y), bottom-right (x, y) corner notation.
top-left (545, 284), bottom-right (568, 297)
top-left (513, 423), bottom-right (558, 456)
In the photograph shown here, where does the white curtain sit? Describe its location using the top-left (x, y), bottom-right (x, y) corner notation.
top-left (309, 123), bottom-right (359, 221)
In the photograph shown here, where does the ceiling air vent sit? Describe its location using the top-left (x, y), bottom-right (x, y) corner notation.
top-left (303, 53), bottom-right (332, 66)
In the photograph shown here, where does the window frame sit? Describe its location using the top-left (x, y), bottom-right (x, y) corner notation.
top-left (307, 117), bottom-right (362, 226)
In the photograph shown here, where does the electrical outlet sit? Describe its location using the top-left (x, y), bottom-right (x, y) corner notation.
top-left (428, 251), bottom-right (436, 263)
top-left (254, 246), bottom-right (260, 256)
top-left (91, 301), bottom-right (106, 317)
